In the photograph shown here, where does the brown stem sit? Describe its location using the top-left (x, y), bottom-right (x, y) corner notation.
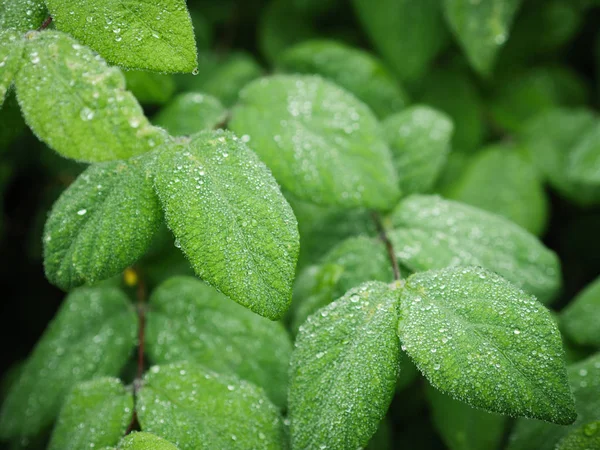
top-left (38, 16), bottom-right (53, 31)
top-left (371, 212), bottom-right (401, 281)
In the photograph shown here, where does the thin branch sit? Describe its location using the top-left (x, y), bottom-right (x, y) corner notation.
top-left (371, 212), bottom-right (401, 281)
top-left (38, 16), bottom-right (53, 31)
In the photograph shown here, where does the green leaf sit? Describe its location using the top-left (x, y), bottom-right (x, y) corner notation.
top-left (145, 276), bottom-right (292, 408)
top-left (507, 352), bottom-right (600, 449)
top-left (426, 384), bottom-right (506, 450)
top-left (560, 276), bottom-right (600, 348)
top-left (44, 0), bottom-right (197, 73)
top-left (382, 105), bottom-right (453, 195)
top-left (152, 92), bottom-right (227, 136)
top-left (124, 70), bottom-right (176, 105)
top-left (0, 0), bottom-right (46, 32)
top-left (443, 0), bottom-right (522, 75)
top-left (229, 74), bottom-right (400, 209)
top-left (389, 195), bottom-right (561, 304)
top-left (398, 266), bottom-right (576, 424)
top-left (522, 108), bottom-right (600, 206)
top-left (151, 130), bottom-right (299, 320)
top-left (116, 432), bottom-right (180, 450)
top-left (48, 377), bottom-right (133, 450)
top-left (444, 144), bottom-right (548, 236)
top-left (43, 155), bottom-right (162, 290)
top-left (137, 362), bottom-right (286, 450)
top-left (567, 123), bottom-right (600, 185)
top-left (15, 31), bottom-right (167, 162)
top-left (277, 39), bottom-right (408, 118)
top-left (352, 0), bottom-right (446, 81)
top-left (556, 421), bottom-right (600, 450)
top-left (0, 30), bottom-right (24, 106)
top-left (0, 286), bottom-right (136, 439)
top-left (289, 281), bottom-right (401, 449)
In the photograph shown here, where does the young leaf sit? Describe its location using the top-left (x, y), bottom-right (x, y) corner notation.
top-left (137, 362), bottom-right (286, 450)
top-left (44, 0), bottom-right (197, 73)
top-left (43, 155), bottom-right (161, 290)
top-left (507, 352), bottom-right (600, 449)
top-left (152, 92), bottom-right (227, 136)
top-left (382, 106), bottom-right (454, 195)
top-left (0, 0), bottom-right (46, 32)
top-left (289, 281), bottom-right (401, 449)
top-left (124, 70), bottom-right (176, 105)
top-left (0, 286), bottom-right (136, 439)
top-left (14, 31), bottom-right (167, 162)
top-left (398, 266), bottom-right (576, 424)
top-left (352, 0), bottom-right (447, 81)
top-left (229, 74), bottom-right (400, 209)
top-left (389, 195), bottom-right (561, 304)
top-left (567, 123), bottom-right (600, 185)
top-left (152, 130), bottom-right (299, 320)
top-left (116, 432), bottom-right (180, 450)
top-left (277, 39), bottom-right (408, 118)
top-left (0, 30), bottom-right (24, 106)
top-left (426, 384), bottom-right (506, 450)
top-left (444, 144), bottom-right (548, 236)
top-left (145, 276), bottom-right (292, 408)
top-left (48, 377), bottom-right (133, 450)
top-left (560, 276), bottom-right (600, 348)
top-left (443, 0), bottom-right (522, 75)
top-left (556, 421), bottom-right (600, 450)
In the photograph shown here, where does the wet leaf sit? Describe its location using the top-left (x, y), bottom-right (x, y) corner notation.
top-left (0, 30), bottom-right (24, 107)
top-left (137, 362), bottom-right (286, 450)
top-left (389, 195), bottom-right (561, 304)
top-left (399, 266), bottom-right (575, 424)
top-left (152, 130), bottom-right (299, 320)
top-left (45, 0), bottom-right (197, 72)
top-left (15, 31), bottom-right (167, 162)
top-left (116, 432), bottom-right (180, 450)
top-left (289, 282), bottom-right (400, 449)
top-left (230, 74), bottom-right (400, 209)
top-left (48, 377), bottom-right (133, 450)
top-left (560, 276), bottom-right (600, 348)
top-left (152, 92), bottom-right (227, 136)
top-left (0, 286), bottom-right (136, 439)
top-left (0, 0), bottom-right (46, 32)
top-left (556, 420), bottom-right (600, 450)
top-left (145, 276), bottom-right (292, 408)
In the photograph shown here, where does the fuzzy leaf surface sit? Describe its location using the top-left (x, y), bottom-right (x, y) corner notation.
top-left (0, 0), bottom-right (46, 32)
top-left (0, 30), bottom-right (24, 105)
top-left (115, 432), bottom-right (180, 450)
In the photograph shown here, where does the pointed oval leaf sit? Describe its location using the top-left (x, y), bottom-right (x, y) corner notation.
top-left (289, 281), bottom-right (401, 449)
top-left (0, 0), bottom-right (47, 32)
top-left (152, 130), bottom-right (299, 320)
top-left (556, 421), bottom-right (600, 450)
top-left (152, 92), bottom-right (227, 136)
top-left (507, 353), bottom-right (600, 450)
top-left (44, 156), bottom-right (162, 290)
top-left (277, 39), bottom-right (408, 118)
top-left (14, 31), bottom-right (167, 162)
top-left (124, 70), bottom-right (176, 105)
top-left (389, 195), bottom-right (561, 304)
top-left (137, 362), bottom-right (286, 450)
top-left (44, 0), bottom-right (197, 73)
top-left (352, 0), bottom-right (447, 81)
top-left (382, 105), bottom-right (454, 195)
top-left (145, 276), bottom-right (292, 408)
top-left (399, 266), bottom-right (576, 424)
top-left (0, 286), bottom-right (136, 439)
top-left (229, 74), bottom-right (400, 209)
top-left (560, 276), bottom-right (600, 348)
top-left (48, 377), bottom-right (133, 450)
top-left (117, 432), bottom-right (180, 450)
top-left (0, 30), bottom-right (24, 106)
top-left (443, 0), bottom-right (522, 75)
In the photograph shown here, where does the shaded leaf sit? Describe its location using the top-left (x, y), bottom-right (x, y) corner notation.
top-left (48, 377), bottom-right (133, 450)
top-left (152, 92), bottom-right (227, 136)
top-left (15, 31), bottom-right (166, 162)
top-left (152, 130), bottom-right (299, 320)
top-left (0, 30), bottom-right (24, 106)
top-left (556, 421), bottom-right (600, 450)
top-left (289, 281), bottom-right (400, 449)
top-left (0, 0), bottom-right (46, 32)
top-left (44, 156), bottom-right (161, 290)
top-left (230, 74), bottom-right (400, 209)
top-left (399, 266), bottom-right (575, 423)
top-left (389, 195), bottom-right (561, 304)
top-left (124, 70), bottom-right (176, 105)
top-left (145, 276), bottom-right (292, 408)
top-left (560, 276), bottom-right (600, 348)
top-left (0, 286), bottom-right (136, 438)
top-left (137, 362), bottom-right (286, 450)
top-left (383, 105), bottom-right (453, 195)
top-left (567, 123), bottom-right (600, 185)
top-left (116, 432), bottom-right (180, 450)
top-left (45, 0), bottom-right (197, 72)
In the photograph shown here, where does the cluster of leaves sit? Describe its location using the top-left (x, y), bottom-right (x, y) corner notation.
top-left (1, 0), bottom-right (600, 449)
